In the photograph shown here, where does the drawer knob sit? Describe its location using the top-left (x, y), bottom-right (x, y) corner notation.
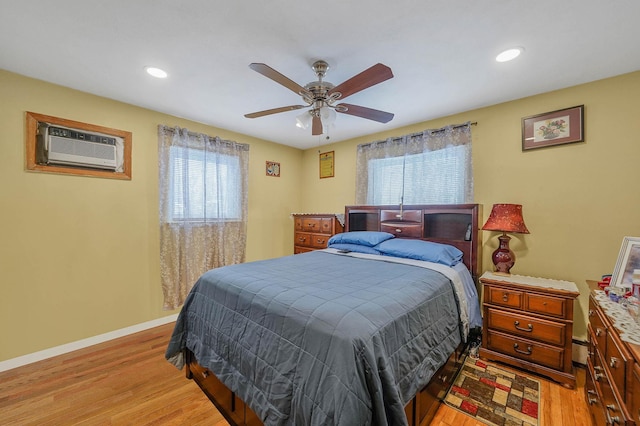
top-left (395, 229), bottom-right (402, 233)
top-left (609, 357), bottom-right (619, 368)
top-left (589, 309), bottom-right (594, 316)
top-left (298, 237), bottom-right (306, 242)
top-left (606, 406), bottom-right (621, 424)
top-left (513, 343), bottom-right (532, 355)
top-left (596, 327), bottom-right (604, 337)
top-left (502, 293), bottom-right (509, 302)
top-left (317, 239), bottom-right (325, 244)
top-left (514, 321), bottom-right (533, 332)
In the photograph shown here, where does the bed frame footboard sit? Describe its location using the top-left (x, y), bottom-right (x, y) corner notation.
top-left (185, 344), bottom-right (465, 426)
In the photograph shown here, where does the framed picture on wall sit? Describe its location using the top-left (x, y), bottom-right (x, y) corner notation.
top-left (522, 105), bottom-right (584, 151)
top-left (611, 236), bottom-right (640, 288)
top-left (319, 151), bottom-right (334, 178)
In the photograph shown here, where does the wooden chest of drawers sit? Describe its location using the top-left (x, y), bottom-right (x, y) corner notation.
top-left (479, 272), bottom-right (579, 388)
top-left (292, 213), bottom-right (344, 254)
top-left (585, 281), bottom-right (640, 425)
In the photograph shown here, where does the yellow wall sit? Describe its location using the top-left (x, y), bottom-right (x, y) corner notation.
top-left (301, 71), bottom-right (640, 340)
top-left (2, 69), bottom-right (640, 361)
top-left (0, 70), bottom-right (302, 361)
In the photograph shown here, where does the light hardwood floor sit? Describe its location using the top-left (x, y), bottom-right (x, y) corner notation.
top-left (0, 323), bottom-right (592, 425)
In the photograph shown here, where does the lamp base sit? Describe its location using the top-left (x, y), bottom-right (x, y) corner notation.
top-left (491, 234), bottom-right (515, 274)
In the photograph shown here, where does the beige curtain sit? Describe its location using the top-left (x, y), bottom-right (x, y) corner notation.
top-left (158, 125), bottom-right (249, 309)
top-left (355, 122), bottom-right (473, 205)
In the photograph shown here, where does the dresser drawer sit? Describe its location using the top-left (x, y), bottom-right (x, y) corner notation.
top-left (319, 218), bottom-right (334, 234)
top-left (302, 218), bottom-right (323, 233)
top-left (309, 233), bottom-right (330, 249)
top-left (294, 232), bottom-right (312, 247)
top-left (380, 223), bottom-right (422, 238)
top-left (605, 331), bottom-right (630, 397)
top-left (485, 331), bottom-right (565, 370)
top-left (597, 354), bottom-right (632, 425)
top-left (525, 292), bottom-right (566, 318)
top-left (485, 286), bottom-right (523, 310)
top-left (585, 359), bottom-right (607, 426)
top-left (629, 363), bottom-right (640, 424)
top-left (589, 297), bottom-right (608, 351)
top-left (485, 308), bottom-right (566, 346)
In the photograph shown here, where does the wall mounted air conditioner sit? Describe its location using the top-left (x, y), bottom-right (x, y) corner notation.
top-left (37, 124), bottom-right (118, 170)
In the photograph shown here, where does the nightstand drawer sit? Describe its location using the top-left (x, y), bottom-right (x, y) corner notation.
top-left (486, 308), bottom-right (566, 346)
top-left (525, 293), bottom-right (566, 318)
top-left (485, 331), bottom-right (565, 370)
top-left (486, 286), bottom-right (523, 309)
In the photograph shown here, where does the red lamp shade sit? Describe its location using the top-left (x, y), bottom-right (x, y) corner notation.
top-left (482, 204), bottom-right (530, 274)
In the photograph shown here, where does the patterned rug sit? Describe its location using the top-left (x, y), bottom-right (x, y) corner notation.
top-left (444, 358), bottom-right (540, 426)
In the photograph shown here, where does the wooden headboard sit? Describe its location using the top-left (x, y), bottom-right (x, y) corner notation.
top-left (345, 204), bottom-right (483, 282)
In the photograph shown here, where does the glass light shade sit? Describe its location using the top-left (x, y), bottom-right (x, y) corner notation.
top-left (320, 106), bottom-right (336, 125)
top-left (295, 111), bottom-right (312, 129)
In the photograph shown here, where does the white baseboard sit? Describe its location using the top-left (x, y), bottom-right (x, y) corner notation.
top-left (0, 314), bottom-right (178, 373)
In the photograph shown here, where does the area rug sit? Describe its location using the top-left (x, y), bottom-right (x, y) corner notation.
top-left (444, 357), bottom-right (540, 426)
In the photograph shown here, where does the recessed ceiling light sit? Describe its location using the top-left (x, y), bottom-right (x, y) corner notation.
top-left (496, 48), bottom-right (523, 63)
top-left (145, 66), bottom-right (168, 78)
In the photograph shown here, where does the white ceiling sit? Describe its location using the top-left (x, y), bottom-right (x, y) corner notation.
top-left (2, 0), bottom-right (639, 150)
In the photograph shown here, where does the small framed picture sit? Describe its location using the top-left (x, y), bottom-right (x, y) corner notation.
top-left (266, 161), bottom-right (280, 177)
top-left (611, 236), bottom-right (640, 288)
top-left (319, 151), bottom-right (334, 179)
top-left (522, 105), bottom-right (584, 151)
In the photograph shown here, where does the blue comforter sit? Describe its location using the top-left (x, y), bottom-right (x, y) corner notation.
top-left (166, 250), bottom-right (469, 425)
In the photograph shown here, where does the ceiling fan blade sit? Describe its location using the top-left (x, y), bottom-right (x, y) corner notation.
top-left (249, 63), bottom-right (310, 97)
top-left (312, 115), bottom-right (323, 135)
top-left (328, 63), bottom-right (393, 100)
top-left (244, 105), bottom-right (307, 118)
top-left (336, 103), bottom-right (394, 123)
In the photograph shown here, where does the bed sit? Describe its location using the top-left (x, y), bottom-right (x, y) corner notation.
top-left (166, 204), bottom-right (482, 426)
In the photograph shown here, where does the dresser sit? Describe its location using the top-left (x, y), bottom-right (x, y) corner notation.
top-left (292, 213), bottom-right (344, 254)
top-left (479, 272), bottom-right (579, 388)
top-left (586, 280), bottom-right (640, 425)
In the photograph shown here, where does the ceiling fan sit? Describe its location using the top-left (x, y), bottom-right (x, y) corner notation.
top-left (244, 60), bottom-right (394, 136)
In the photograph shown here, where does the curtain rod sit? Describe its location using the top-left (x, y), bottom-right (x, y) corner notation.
top-left (159, 125), bottom-right (250, 150)
top-left (358, 121), bottom-right (477, 148)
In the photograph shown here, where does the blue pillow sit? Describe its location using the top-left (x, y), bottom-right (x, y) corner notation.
top-left (375, 238), bottom-right (463, 266)
top-left (328, 231), bottom-right (394, 247)
top-left (328, 243), bottom-right (382, 255)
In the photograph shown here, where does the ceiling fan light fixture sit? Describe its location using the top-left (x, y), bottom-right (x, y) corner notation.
top-left (295, 111), bottom-right (312, 129)
top-left (320, 106), bottom-right (336, 126)
top-left (496, 47), bottom-right (523, 63)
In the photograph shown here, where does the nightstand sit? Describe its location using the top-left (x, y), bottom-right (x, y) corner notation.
top-left (479, 271), bottom-right (580, 388)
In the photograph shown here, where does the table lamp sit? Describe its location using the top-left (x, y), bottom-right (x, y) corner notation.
top-left (482, 204), bottom-right (530, 274)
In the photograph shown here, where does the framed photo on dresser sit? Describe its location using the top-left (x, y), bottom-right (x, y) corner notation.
top-left (611, 236), bottom-right (640, 288)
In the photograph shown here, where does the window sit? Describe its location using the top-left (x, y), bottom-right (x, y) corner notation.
top-left (356, 123), bottom-right (473, 205)
top-left (158, 125), bottom-right (249, 309)
top-left (367, 145), bottom-right (469, 204)
top-left (169, 146), bottom-right (242, 221)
